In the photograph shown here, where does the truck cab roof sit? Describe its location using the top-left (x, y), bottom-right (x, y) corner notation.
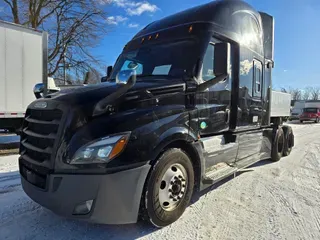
top-left (134, 0), bottom-right (259, 39)
top-left (130, 0), bottom-right (273, 61)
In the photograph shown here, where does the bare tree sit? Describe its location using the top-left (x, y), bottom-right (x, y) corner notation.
top-left (280, 87), bottom-right (301, 100)
top-left (303, 87), bottom-right (312, 100)
top-left (291, 89), bottom-right (301, 101)
top-left (311, 87), bottom-right (320, 100)
top-left (1, 0), bottom-right (110, 78)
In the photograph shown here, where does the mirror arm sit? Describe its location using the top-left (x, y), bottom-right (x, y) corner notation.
top-left (197, 73), bottom-right (228, 92)
top-left (93, 74), bottom-right (137, 117)
top-left (34, 92), bottom-right (43, 99)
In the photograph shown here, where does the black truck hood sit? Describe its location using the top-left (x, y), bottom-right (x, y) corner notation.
top-left (47, 80), bottom-right (182, 105)
top-left (44, 80), bottom-right (186, 119)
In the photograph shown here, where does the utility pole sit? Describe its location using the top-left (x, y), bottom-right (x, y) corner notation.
top-left (63, 45), bottom-right (67, 85)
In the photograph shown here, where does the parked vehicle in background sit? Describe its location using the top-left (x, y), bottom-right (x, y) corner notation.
top-left (290, 101), bottom-right (305, 121)
top-left (19, 0), bottom-right (294, 227)
top-left (0, 20), bottom-right (48, 133)
top-left (305, 101), bottom-right (320, 109)
top-left (300, 108), bottom-right (320, 123)
top-left (290, 100), bottom-right (320, 121)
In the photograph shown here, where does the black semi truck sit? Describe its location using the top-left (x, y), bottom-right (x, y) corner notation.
top-left (19, 0), bottom-right (294, 227)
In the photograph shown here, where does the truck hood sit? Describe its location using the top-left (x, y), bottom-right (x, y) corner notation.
top-left (47, 80), bottom-right (181, 105)
top-left (44, 80), bottom-right (186, 117)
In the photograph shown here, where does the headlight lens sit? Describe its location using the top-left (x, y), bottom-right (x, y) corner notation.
top-left (70, 132), bottom-right (130, 164)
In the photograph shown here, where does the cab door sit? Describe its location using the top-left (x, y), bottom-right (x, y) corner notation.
top-left (195, 40), bottom-right (238, 171)
top-left (236, 48), bottom-right (265, 163)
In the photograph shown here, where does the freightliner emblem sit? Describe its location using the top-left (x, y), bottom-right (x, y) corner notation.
top-left (34, 101), bottom-right (48, 109)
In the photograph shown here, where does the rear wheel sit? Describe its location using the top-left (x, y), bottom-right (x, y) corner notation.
top-left (300, 120), bottom-right (303, 123)
top-left (271, 127), bottom-right (284, 161)
top-left (140, 148), bottom-right (194, 228)
top-left (283, 127), bottom-right (294, 156)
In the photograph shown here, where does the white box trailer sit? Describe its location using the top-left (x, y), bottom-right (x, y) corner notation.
top-left (270, 91), bottom-right (291, 119)
top-left (0, 20), bottom-right (47, 133)
top-left (305, 101), bottom-right (320, 109)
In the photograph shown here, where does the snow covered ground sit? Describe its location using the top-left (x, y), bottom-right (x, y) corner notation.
top-left (1, 123), bottom-right (320, 240)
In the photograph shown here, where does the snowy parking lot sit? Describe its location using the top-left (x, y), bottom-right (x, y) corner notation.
top-left (1, 123), bottom-right (320, 240)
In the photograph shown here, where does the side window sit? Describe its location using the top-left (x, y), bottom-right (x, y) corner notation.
top-left (201, 44), bottom-right (215, 81)
top-left (253, 60), bottom-right (262, 97)
top-left (120, 60), bottom-right (143, 75)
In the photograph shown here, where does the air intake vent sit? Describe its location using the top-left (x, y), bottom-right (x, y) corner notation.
top-left (148, 84), bottom-right (185, 97)
top-left (20, 108), bottom-right (63, 164)
top-left (125, 91), bottom-right (141, 101)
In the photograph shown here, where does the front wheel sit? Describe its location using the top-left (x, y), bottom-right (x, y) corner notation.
top-left (140, 148), bottom-right (194, 227)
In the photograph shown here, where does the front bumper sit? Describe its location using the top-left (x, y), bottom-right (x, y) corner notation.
top-left (21, 164), bottom-right (150, 224)
top-left (300, 118), bottom-right (317, 121)
top-left (289, 116), bottom-right (299, 120)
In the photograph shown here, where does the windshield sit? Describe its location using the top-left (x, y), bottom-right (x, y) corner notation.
top-left (303, 108), bottom-right (318, 113)
top-left (110, 40), bottom-right (198, 80)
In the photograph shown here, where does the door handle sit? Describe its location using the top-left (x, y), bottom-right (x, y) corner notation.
top-left (225, 109), bottom-right (230, 124)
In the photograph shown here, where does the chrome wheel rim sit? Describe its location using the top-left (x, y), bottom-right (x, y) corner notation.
top-left (158, 163), bottom-right (188, 211)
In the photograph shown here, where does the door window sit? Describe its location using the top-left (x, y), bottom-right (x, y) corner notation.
top-left (201, 44), bottom-right (215, 81)
top-left (197, 41), bottom-right (232, 136)
top-left (253, 60), bottom-right (262, 97)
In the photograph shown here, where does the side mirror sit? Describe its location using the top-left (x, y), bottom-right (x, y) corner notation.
top-left (214, 42), bottom-right (230, 76)
top-left (116, 69), bottom-right (137, 85)
top-left (101, 76), bottom-right (108, 83)
top-left (101, 66), bottom-right (113, 83)
top-left (107, 66), bottom-right (113, 78)
top-left (33, 83), bottom-right (44, 99)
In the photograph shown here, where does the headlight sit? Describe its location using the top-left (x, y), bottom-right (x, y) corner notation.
top-left (70, 132), bottom-right (130, 164)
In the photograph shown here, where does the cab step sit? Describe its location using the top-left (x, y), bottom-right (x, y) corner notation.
top-left (202, 163), bottom-right (238, 185)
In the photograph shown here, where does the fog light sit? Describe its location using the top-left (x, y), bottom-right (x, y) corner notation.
top-left (73, 200), bottom-right (93, 215)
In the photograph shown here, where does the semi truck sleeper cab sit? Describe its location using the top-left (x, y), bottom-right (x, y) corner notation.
top-left (19, 0), bottom-right (294, 227)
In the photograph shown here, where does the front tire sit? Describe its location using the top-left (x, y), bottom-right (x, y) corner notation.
top-left (140, 148), bottom-right (194, 227)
